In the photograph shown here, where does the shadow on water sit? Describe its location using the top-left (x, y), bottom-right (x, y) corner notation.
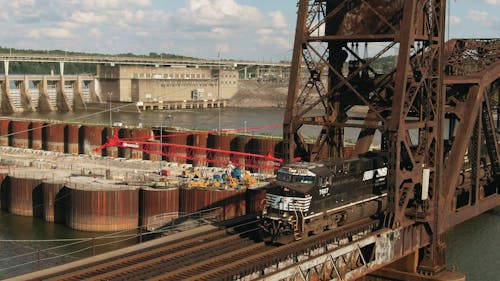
top-left (0, 210), bottom-right (138, 279)
top-left (444, 206), bottom-right (500, 281)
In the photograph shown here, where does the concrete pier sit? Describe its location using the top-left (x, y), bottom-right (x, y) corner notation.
top-left (0, 75), bottom-right (95, 113)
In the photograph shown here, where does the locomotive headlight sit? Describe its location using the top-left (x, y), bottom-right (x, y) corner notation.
top-left (262, 209), bottom-right (267, 215)
top-left (282, 213), bottom-right (288, 218)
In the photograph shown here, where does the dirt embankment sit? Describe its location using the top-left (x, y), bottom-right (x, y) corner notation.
top-left (227, 80), bottom-right (288, 108)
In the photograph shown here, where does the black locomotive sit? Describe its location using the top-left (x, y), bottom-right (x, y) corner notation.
top-left (259, 153), bottom-right (388, 243)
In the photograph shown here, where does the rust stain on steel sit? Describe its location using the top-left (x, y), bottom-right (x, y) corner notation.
top-left (230, 135), bottom-right (252, 168)
top-left (41, 181), bottom-right (65, 223)
top-left (130, 128), bottom-right (153, 159)
top-left (11, 120), bottom-right (30, 149)
top-left (252, 138), bottom-right (279, 174)
top-left (139, 187), bottom-right (179, 226)
top-left (118, 128), bottom-right (133, 158)
top-left (149, 138), bottom-right (162, 162)
top-left (64, 185), bottom-right (140, 232)
top-left (190, 133), bottom-right (208, 166)
top-left (329, 0), bottom-right (404, 36)
top-left (30, 121), bottom-right (44, 150)
top-left (0, 173), bottom-right (9, 210)
top-left (179, 188), bottom-right (246, 220)
top-left (245, 188), bottom-right (266, 214)
top-left (66, 124), bottom-right (80, 154)
top-left (0, 119), bottom-right (10, 146)
top-left (83, 125), bottom-right (104, 156)
top-left (208, 134), bottom-right (234, 167)
top-left (166, 132), bottom-right (188, 163)
top-left (8, 176), bottom-right (42, 216)
top-left (46, 123), bottom-right (66, 152)
top-left (104, 127), bottom-right (119, 157)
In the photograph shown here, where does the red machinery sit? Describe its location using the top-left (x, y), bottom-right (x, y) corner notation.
top-left (95, 125), bottom-right (287, 171)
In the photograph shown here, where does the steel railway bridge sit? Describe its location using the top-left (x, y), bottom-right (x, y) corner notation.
top-left (8, 1), bottom-right (499, 280)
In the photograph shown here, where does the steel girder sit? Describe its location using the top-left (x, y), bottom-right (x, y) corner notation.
top-left (284, 0), bottom-right (445, 228)
top-left (440, 39), bottom-right (500, 233)
top-left (284, 0), bottom-right (447, 274)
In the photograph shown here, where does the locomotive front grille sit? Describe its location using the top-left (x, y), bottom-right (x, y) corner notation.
top-left (266, 193), bottom-right (311, 212)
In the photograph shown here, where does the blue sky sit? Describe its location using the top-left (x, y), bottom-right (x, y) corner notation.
top-left (0, 0), bottom-right (498, 61)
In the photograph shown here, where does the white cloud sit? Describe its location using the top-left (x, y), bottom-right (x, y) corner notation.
top-left (135, 31), bottom-right (149, 37)
top-left (270, 11), bottom-right (287, 31)
top-left (128, 0), bottom-right (152, 6)
top-left (211, 27), bottom-right (228, 36)
top-left (82, 0), bottom-right (120, 10)
top-left (485, 0), bottom-right (500, 5)
top-left (58, 21), bottom-right (79, 30)
top-left (29, 28), bottom-right (74, 39)
top-left (256, 28), bottom-right (274, 36)
top-left (179, 0), bottom-right (263, 27)
top-left (449, 16), bottom-right (461, 26)
top-left (258, 36), bottom-right (291, 50)
top-left (469, 10), bottom-right (489, 20)
top-left (135, 10), bottom-right (145, 21)
top-left (89, 28), bottom-right (102, 37)
top-left (81, 0), bottom-right (150, 11)
top-left (468, 10), bottom-right (497, 27)
top-left (0, 0), bottom-right (294, 60)
top-left (11, 0), bottom-right (35, 9)
top-left (71, 11), bottom-right (107, 24)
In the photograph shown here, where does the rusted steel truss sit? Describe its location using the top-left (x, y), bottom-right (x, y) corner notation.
top-left (285, 0), bottom-right (445, 233)
top-left (284, 0), bottom-right (499, 278)
top-left (440, 39), bottom-right (500, 233)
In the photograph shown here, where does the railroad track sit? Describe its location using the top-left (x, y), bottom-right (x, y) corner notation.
top-left (178, 218), bottom-right (380, 281)
top-left (23, 218), bottom-right (378, 280)
top-left (27, 219), bottom-right (261, 281)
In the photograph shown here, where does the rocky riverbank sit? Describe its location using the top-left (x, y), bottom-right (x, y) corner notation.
top-left (228, 80), bottom-right (288, 108)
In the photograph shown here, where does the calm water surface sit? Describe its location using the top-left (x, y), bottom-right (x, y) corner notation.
top-left (0, 108), bottom-right (498, 279)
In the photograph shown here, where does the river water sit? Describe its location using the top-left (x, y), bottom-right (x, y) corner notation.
top-left (0, 107), bottom-right (498, 280)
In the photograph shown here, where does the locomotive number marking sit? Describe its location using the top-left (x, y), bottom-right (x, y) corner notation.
top-left (319, 187), bottom-right (329, 196)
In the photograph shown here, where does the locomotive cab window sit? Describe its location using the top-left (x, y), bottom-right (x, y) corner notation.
top-left (294, 175), bottom-right (314, 184)
top-left (276, 170), bottom-right (315, 184)
top-left (318, 176), bottom-right (328, 186)
top-left (276, 171), bottom-right (292, 182)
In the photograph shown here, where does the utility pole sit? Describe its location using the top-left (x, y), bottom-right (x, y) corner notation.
top-left (159, 122), bottom-right (163, 173)
top-left (106, 92), bottom-right (113, 178)
top-left (107, 92), bottom-right (113, 129)
top-left (218, 50), bottom-right (221, 131)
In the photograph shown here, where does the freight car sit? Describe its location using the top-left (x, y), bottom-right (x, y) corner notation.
top-left (259, 153), bottom-right (388, 243)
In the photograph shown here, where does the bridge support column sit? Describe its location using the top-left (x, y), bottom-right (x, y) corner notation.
top-left (3, 60), bottom-right (8, 76)
top-left (1, 59), bottom-right (17, 113)
top-left (20, 76), bottom-right (35, 112)
top-left (73, 76), bottom-right (87, 111)
top-left (90, 79), bottom-right (102, 102)
top-left (57, 75), bottom-right (71, 111)
top-left (38, 76), bottom-right (54, 112)
top-left (1, 75), bottom-right (18, 113)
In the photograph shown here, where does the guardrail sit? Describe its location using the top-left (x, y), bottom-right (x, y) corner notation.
top-left (146, 207), bottom-right (223, 231)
